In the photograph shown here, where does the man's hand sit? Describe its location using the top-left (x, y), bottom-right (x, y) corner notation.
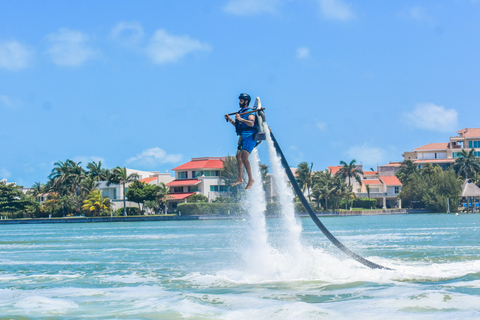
top-left (235, 113), bottom-right (242, 122)
top-left (225, 114), bottom-right (235, 125)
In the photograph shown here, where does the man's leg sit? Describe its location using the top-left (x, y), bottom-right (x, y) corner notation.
top-left (241, 150), bottom-right (254, 190)
top-left (231, 151), bottom-right (244, 187)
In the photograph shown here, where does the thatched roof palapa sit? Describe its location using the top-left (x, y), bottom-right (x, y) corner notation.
top-left (461, 179), bottom-right (480, 198)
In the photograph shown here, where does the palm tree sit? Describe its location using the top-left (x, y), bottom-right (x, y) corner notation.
top-left (296, 162), bottom-right (314, 201)
top-left (156, 182), bottom-right (171, 214)
top-left (48, 159), bottom-right (86, 196)
top-left (80, 176), bottom-right (99, 197)
top-left (396, 160), bottom-right (418, 183)
top-left (82, 190), bottom-right (112, 216)
top-left (337, 159), bottom-right (363, 187)
top-left (29, 182), bottom-right (46, 198)
top-left (87, 161), bottom-right (110, 181)
top-left (107, 166), bottom-right (139, 216)
top-left (454, 148), bottom-right (480, 179)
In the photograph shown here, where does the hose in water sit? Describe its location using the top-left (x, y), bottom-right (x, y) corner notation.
top-left (269, 130), bottom-right (392, 270)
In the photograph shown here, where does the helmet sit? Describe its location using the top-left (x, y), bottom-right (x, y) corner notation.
top-left (238, 93), bottom-right (251, 103)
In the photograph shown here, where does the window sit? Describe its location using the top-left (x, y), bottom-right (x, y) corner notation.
top-left (204, 170), bottom-right (220, 177)
top-left (173, 187), bottom-right (183, 193)
top-left (394, 187), bottom-right (400, 194)
top-left (188, 186), bottom-right (198, 192)
top-left (193, 170), bottom-right (203, 178)
top-left (469, 140), bottom-right (480, 148)
top-left (210, 185), bottom-right (229, 192)
top-left (178, 171), bottom-right (187, 179)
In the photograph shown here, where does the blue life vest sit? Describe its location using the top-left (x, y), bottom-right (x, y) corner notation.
top-left (235, 107), bottom-right (258, 136)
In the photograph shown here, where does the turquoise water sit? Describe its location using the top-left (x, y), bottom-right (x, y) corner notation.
top-left (1, 214), bottom-right (480, 319)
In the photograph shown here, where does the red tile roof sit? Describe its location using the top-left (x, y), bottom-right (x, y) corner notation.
top-left (380, 176), bottom-right (402, 186)
top-left (414, 143), bottom-right (450, 151)
top-left (364, 171), bottom-right (377, 175)
top-left (457, 128), bottom-right (480, 138)
top-left (172, 158), bottom-right (224, 171)
top-left (167, 192), bottom-right (196, 200)
top-left (328, 166), bottom-right (342, 175)
top-left (384, 162), bottom-right (402, 167)
top-left (140, 177), bottom-right (157, 184)
top-left (413, 159), bottom-right (455, 163)
top-left (166, 179), bottom-right (201, 187)
top-left (363, 179), bottom-right (382, 185)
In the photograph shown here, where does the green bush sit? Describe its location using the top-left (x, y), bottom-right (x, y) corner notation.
top-left (175, 203), bottom-right (245, 215)
top-left (114, 207), bottom-right (140, 216)
top-left (339, 198), bottom-right (354, 209)
top-left (352, 198), bottom-right (377, 209)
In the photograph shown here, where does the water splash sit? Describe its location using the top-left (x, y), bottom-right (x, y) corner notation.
top-left (239, 148), bottom-right (272, 276)
top-left (264, 122), bottom-right (303, 255)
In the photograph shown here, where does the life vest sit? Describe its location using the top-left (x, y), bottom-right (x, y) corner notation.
top-left (235, 107), bottom-right (257, 136)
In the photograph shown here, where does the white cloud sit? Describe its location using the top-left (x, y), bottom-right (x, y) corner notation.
top-left (126, 147), bottom-right (183, 168)
top-left (318, 0), bottom-right (354, 21)
top-left (1, 168), bottom-right (11, 179)
top-left (0, 40), bottom-right (32, 70)
top-left (404, 103), bottom-right (458, 132)
top-left (111, 21), bottom-right (144, 47)
top-left (402, 6), bottom-right (433, 23)
top-left (223, 0), bottom-right (281, 15)
top-left (0, 94), bottom-right (21, 108)
top-left (46, 28), bottom-right (97, 66)
top-left (314, 119), bottom-right (327, 132)
top-left (346, 144), bottom-right (386, 168)
top-left (146, 29), bottom-right (211, 64)
top-left (296, 46), bottom-right (311, 59)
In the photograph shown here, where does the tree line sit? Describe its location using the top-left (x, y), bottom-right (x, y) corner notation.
top-left (0, 160), bottom-right (170, 218)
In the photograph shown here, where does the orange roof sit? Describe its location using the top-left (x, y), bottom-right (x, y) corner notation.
top-left (413, 159), bottom-right (455, 163)
top-left (328, 166), bottom-right (342, 175)
top-left (384, 162), bottom-right (402, 167)
top-left (457, 128), bottom-right (480, 138)
top-left (166, 179), bottom-right (201, 187)
top-left (380, 176), bottom-right (402, 186)
top-left (363, 179), bottom-right (382, 185)
top-left (414, 143), bottom-right (450, 151)
top-left (140, 177), bottom-right (157, 184)
top-left (167, 192), bottom-right (196, 200)
top-left (172, 158), bottom-right (224, 171)
top-left (364, 171), bottom-right (377, 175)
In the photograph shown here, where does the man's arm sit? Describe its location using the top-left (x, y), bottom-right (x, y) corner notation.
top-left (235, 113), bottom-right (255, 127)
top-left (225, 114), bottom-right (235, 126)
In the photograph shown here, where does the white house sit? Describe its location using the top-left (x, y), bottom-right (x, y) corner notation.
top-left (97, 169), bottom-right (174, 211)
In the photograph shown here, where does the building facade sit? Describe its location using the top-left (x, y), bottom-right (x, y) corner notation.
top-left (167, 157), bottom-right (228, 211)
top-left (402, 127), bottom-right (480, 169)
top-left (97, 169), bottom-right (174, 211)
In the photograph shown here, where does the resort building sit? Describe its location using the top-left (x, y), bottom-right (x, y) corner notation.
top-left (327, 163), bottom-right (402, 209)
top-left (167, 157), bottom-right (227, 211)
top-left (97, 169), bottom-right (174, 211)
top-left (402, 127), bottom-right (480, 169)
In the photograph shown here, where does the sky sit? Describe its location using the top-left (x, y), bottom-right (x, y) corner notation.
top-left (2, 0), bottom-right (480, 187)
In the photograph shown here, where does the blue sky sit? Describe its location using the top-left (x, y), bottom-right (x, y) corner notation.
top-left (1, 0), bottom-right (480, 186)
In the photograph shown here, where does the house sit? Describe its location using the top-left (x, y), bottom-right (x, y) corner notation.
top-left (327, 163), bottom-right (402, 209)
top-left (96, 168), bottom-right (174, 211)
top-left (167, 157), bottom-right (227, 211)
top-left (402, 127), bottom-right (480, 169)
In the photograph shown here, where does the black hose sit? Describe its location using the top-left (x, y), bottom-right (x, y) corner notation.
top-left (269, 130), bottom-right (392, 270)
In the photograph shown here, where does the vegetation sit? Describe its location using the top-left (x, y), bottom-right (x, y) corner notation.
top-left (107, 166), bottom-right (139, 216)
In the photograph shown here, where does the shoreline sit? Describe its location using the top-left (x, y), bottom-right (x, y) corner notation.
top-left (0, 209), bottom-right (435, 225)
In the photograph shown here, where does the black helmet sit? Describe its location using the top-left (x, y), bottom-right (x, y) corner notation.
top-left (238, 93), bottom-right (251, 103)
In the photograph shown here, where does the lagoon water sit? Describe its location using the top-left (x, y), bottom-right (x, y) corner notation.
top-left (1, 214), bottom-right (480, 319)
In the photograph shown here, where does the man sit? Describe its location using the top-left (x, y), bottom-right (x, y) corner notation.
top-left (224, 93), bottom-right (257, 190)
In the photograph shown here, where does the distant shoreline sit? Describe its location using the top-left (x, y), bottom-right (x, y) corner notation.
top-left (0, 209), bottom-right (438, 225)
